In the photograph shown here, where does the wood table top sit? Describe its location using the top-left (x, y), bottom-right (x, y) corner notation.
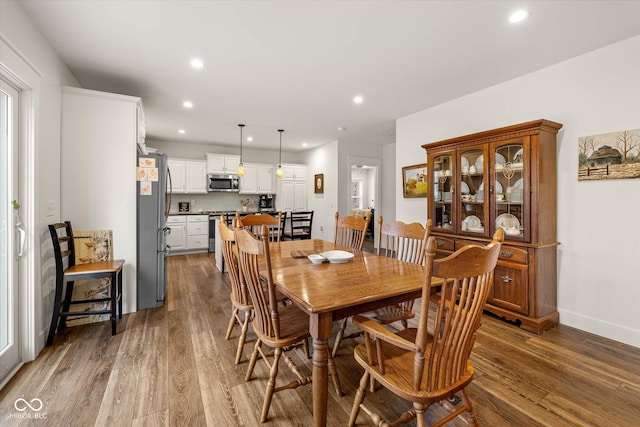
top-left (263, 240), bottom-right (427, 315)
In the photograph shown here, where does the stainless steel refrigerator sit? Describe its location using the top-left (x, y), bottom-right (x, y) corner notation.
top-left (137, 152), bottom-right (171, 310)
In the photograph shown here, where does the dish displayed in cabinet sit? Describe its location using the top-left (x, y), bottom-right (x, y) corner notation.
top-left (475, 153), bottom-right (507, 171)
top-left (460, 181), bottom-right (470, 194)
top-left (478, 181), bottom-right (503, 193)
top-left (496, 213), bottom-right (521, 235)
top-left (463, 215), bottom-right (484, 231)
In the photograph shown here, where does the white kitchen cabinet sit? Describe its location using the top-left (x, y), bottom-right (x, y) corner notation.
top-left (186, 215), bottom-right (209, 250)
top-left (166, 216), bottom-right (187, 251)
top-left (278, 164), bottom-right (308, 211)
top-left (168, 159), bottom-right (207, 194)
top-left (240, 163), bottom-right (275, 194)
top-left (282, 164), bottom-right (307, 181)
top-left (185, 160), bottom-right (207, 193)
top-left (239, 163), bottom-right (258, 194)
top-left (206, 153), bottom-right (240, 174)
top-left (279, 180), bottom-right (308, 211)
top-left (168, 159), bottom-right (186, 193)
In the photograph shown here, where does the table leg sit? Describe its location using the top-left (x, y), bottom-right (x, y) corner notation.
top-left (310, 312), bottom-right (333, 427)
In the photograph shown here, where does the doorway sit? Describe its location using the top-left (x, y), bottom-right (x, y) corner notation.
top-left (350, 161), bottom-right (379, 252)
top-left (0, 77), bottom-right (21, 383)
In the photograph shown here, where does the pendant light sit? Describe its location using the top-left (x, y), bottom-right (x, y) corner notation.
top-left (237, 124), bottom-right (245, 176)
top-left (276, 129), bottom-right (284, 178)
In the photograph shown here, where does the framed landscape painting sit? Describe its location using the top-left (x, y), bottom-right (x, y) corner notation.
top-left (578, 128), bottom-right (640, 181)
top-left (402, 163), bottom-right (427, 198)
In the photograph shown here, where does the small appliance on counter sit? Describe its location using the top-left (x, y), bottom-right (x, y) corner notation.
top-left (259, 194), bottom-right (275, 212)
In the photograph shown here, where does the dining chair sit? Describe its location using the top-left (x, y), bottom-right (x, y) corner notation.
top-left (235, 225), bottom-right (343, 422)
top-left (348, 229), bottom-right (504, 427)
top-left (331, 217), bottom-right (431, 358)
top-left (330, 211), bottom-right (371, 357)
top-left (283, 210), bottom-right (314, 240)
top-left (333, 211), bottom-right (370, 250)
top-left (219, 218), bottom-right (253, 364)
top-left (47, 221), bottom-right (124, 345)
top-left (236, 211), bottom-right (284, 243)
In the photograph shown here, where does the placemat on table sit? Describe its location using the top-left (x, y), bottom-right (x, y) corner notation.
top-left (290, 250), bottom-right (317, 258)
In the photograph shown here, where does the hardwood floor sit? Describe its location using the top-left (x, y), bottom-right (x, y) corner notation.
top-left (2, 252), bottom-right (639, 426)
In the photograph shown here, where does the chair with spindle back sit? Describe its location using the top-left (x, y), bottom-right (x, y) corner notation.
top-left (333, 211), bottom-right (370, 250)
top-left (348, 229), bottom-right (504, 427)
top-left (236, 211), bottom-right (285, 243)
top-left (235, 225), bottom-right (343, 422)
top-left (47, 221), bottom-right (124, 345)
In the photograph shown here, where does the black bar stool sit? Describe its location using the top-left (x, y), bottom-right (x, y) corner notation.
top-left (47, 221), bottom-right (124, 345)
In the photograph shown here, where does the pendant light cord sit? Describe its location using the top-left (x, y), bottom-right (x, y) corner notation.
top-left (239, 124), bottom-right (244, 163)
top-left (278, 129), bottom-right (283, 166)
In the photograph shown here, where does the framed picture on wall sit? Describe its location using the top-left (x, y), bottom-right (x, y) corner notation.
top-left (314, 173), bottom-right (324, 194)
top-left (402, 163), bottom-right (427, 198)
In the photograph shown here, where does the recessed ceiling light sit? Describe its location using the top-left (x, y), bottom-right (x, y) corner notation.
top-left (178, 129), bottom-right (186, 134)
top-left (246, 136), bottom-right (253, 142)
top-left (183, 101), bottom-right (193, 108)
top-left (302, 142), bottom-right (308, 147)
top-left (353, 95), bottom-right (364, 104)
top-left (190, 58), bottom-right (204, 69)
top-left (509, 9), bottom-right (529, 23)
top-left (337, 126), bottom-right (346, 131)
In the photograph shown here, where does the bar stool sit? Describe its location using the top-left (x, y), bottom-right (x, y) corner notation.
top-left (47, 221), bottom-right (124, 345)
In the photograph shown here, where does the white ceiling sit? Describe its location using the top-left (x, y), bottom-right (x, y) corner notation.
top-left (19, 1), bottom-right (640, 152)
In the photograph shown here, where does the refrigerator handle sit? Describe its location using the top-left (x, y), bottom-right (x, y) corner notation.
top-left (165, 166), bottom-right (172, 218)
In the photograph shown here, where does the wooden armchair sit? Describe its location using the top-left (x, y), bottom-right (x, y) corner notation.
top-left (235, 225), bottom-right (343, 423)
top-left (236, 211), bottom-right (285, 243)
top-left (333, 211), bottom-right (370, 250)
top-left (331, 211), bottom-right (371, 356)
top-left (348, 229), bottom-right (504, 427)
top-left (332, 217), bottom-right (431, 358)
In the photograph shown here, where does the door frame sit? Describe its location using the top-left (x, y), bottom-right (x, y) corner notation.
top-left (0, 36), bottom-right (41, 385)
top-left (346, 156), bottom-right (382, 248)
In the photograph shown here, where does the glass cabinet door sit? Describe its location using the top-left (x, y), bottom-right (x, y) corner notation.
top-left (431, 152), bottom-right (454, 230)
top-left (459, 146), bottom-right (488, 236)
top-left (492, 138), bottom-right (529, 240)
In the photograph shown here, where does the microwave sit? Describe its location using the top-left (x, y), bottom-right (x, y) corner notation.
top-left (207, 173), bottom-right (240, 192)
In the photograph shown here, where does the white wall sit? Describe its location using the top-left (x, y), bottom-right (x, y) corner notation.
top-left (396, 36), bottom-right (640, 348)
top-left (301, 141), bottom-right (339, 241)
top-left (1, 0), bottom-right (79, 356)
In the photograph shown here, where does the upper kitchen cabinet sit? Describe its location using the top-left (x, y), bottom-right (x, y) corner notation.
top-left (168, 159), bottom-right (207, 194)
top-left (282, 164), bottom-right (307, 181)
top-left (277, 164), bottom-right (308, 211)
top-left (423, 119), bottom-right (563, 333)
top-left (206, 153), bottom-right (240, 174)
top-left (240, 163), bottom-right (276, 194)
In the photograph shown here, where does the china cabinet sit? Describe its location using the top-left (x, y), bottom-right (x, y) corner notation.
top-left (423, 119), bottom-right (562, 333)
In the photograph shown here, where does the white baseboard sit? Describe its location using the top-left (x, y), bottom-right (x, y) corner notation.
top-left (559, 309), bottom-right (640, 349)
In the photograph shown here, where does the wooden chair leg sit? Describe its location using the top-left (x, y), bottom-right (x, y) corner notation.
top-left (332, 318), bottom-right (348, 357)
top-left (110, 275), bottom-right (117, 335)
top-left (59, 279), bottom-right (75, 330)
top-left (327, 355), bottom-right (344, 396)
top-left (460, 389), bottom-right (479, 426)
top-left (47, 277), bottom-right (65, 346)
top-left (235, 310), bottom-right (250, 364)
top-left (260, 347), bottom-right (282, 423)
top-left (245, 340), bottom-right (261, 381)
top-left (348, 371), bottom-right (369, 427)
top-left (302, 337), bottom-right (311, 359)
top-left (225, 307), bottom-right (239, 340)
top-left (117, 270), bottom-right (123, 319)
top-left (414, 402), bottom-right (427, 427)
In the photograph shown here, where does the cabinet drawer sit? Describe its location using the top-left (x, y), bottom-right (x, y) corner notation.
top-left (498, 245), bottom-right (528, 264)
top-left (433, 236), bottom-right (454, 258)
top-left (187, 222), bottom-right (208, 236)
top-left (490, 264), bottom-right (528, 315)
top-left (187, 235), bottom-right (208, 249)
top-left (167, 216), bottom-right (186, 224)
top-left (187, 215), bottom-right (209, 223)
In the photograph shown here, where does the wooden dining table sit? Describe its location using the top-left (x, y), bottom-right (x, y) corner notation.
top-left (261, 239), bottom-right (429, 427)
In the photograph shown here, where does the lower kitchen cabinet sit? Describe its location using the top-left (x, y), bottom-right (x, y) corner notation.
top-left (167, 215), bottom-right (208, 253)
